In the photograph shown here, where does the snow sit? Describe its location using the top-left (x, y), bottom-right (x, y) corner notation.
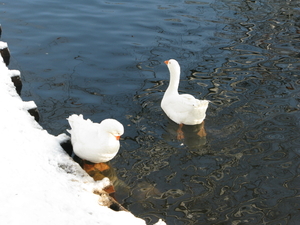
top-left (0, 41), bottom-right (7, 49)
top-left (0, 42), bottom-right (166, 225)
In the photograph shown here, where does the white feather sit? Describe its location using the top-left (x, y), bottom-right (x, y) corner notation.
top-left (67, 114), bottom-right (124, 163)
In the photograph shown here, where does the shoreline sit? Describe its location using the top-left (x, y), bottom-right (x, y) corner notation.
top-left (0, 26), bottom-right (165, 225)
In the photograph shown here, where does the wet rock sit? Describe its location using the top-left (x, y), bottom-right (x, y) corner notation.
top-left (8, 70), bottom-right (22, 95)
top-left (11, 75), bottom-right (22, 95)
top-left (59, 138), bottom-right (73, 157)
top-left (22, 101), bottom-right (40, 122)
top-left (0, 47), bottom-right (10, 66)
top-left (28, 107), bottom-right (40, 122)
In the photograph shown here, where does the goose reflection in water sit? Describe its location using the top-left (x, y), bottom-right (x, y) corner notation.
top-left (162, 118), bottom-right (207, 149)
top-left (64, 145), bottom-right (127, 196)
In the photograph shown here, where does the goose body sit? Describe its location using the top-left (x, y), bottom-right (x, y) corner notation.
top-left (67, 114), bottom-right (124, 163)
top-left (161, 59), bottom-right (209, 125)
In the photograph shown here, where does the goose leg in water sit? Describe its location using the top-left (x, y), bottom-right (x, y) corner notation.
top-left (177, 123), bottom-right (184, 140)
top-left (83, 161), bottom-right (110, 173)
top-left (197, 121), bottom-right (207, 138)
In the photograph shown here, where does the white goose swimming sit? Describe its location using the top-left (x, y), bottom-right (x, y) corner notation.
top-left (161, 59), bottom-right (209, 126)
top-left (67, 114), bottom-right (124, 163)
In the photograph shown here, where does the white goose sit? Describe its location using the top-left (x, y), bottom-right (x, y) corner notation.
top-left (161, 59), bottom-right (209, 126)
top-left (67, 114), bottom-right (124, 163)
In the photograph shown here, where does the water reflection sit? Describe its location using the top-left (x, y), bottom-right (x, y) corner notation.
top-left (162, 118), bottom-right (207, 150)
top-left (122, 0), bottom-right (300, 223)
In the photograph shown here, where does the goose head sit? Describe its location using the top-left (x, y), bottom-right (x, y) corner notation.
top-left (164, 59), bottom-right (180, 76)
top-left (100, 119), bottom-right (124, 140)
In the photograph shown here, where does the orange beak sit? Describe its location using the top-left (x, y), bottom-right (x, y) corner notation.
top-left (164, 60), bottom-right (169, 65)
top-left (115, 135), bottom-right (121, 140)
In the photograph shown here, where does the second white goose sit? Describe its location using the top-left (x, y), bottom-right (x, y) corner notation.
top-left (161, 59), bottom-right (209, 126)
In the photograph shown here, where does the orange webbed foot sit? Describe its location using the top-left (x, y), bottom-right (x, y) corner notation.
top-left (177, 123), bottom-right (184, 140)
top-left (196, 121), bottom-right (207, 137)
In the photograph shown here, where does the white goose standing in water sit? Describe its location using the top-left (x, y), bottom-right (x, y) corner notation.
top-left (161, 59), bottom-right (209, 138)
top-left (67, 114), bottom-right (124, 163)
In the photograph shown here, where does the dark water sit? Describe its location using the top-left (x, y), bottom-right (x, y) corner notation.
top-left (2, 0), bottom-right (300, 224)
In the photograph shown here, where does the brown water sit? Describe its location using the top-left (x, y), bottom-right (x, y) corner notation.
top-left (1, 0), bottom-right (300, 224)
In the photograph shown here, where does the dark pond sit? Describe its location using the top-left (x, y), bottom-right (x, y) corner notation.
top-left (1, 0), bottom-right (300, 224)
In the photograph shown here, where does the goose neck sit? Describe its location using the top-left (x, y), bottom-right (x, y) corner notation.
top-left (166, 70), bottom-right (180, 94)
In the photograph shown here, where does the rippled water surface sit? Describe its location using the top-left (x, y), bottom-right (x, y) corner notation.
top-left (2, 0), bottom-right (300, 224)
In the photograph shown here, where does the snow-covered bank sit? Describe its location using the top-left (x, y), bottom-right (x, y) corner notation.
top-left (0, 41), bottom-right (165, 225)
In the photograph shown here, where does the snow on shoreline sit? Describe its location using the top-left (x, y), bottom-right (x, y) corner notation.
top-left (0, 42), bottom-right (165, 225)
